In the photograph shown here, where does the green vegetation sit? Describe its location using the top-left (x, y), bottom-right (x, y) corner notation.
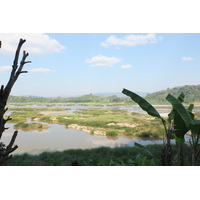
top-left (4, 90), bottom-right (200, 166)
top-left (7, 84), bottom-right (200, 106)
top-left (4, 144), bottom-right (199, 166)
top-left (6, 110), bottom-right (42, 123)
top-left (7, 94), bottom-right (131, 105)
top-left (8, 107), bottom-right (70, 111)
top-left (6, 107), bottom-right (69, 123)
top-left (5, 106), bottom-right (165, 137)
top-left (52, 108), bottom-right (164, 137)
top-left (146, 84), bottom-right (200, 104)
top-left (122, 88), bottom-right (200, 166)
top-left (14, 122), bottom-right (50, 130)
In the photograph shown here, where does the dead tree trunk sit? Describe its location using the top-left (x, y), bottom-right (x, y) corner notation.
top-left (0, 39), bottom-right (31, 165)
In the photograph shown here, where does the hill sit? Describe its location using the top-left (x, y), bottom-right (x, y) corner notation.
top-left (7, 85), bottom-right (200, 104)
top-left (145, 84), bottom-right (200, 104)
top-left (7, 93), bottom-right (130, 104)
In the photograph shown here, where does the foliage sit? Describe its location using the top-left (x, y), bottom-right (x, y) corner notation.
top-left (6, 110), bottom-right (42, 123)
top-left (106, 130), bottom-right (118, 137)
top-left (122, 88), bottom-right (200, 166)
top-left (14, 122), bottom-right (49, 130)
top-left (146, 84), bottom-right (200, 104)
top-left (122, 88), bottom-right (164, 120)
top-left (9, 107), bottom-right (70, 111)
top-left (8, 94), bottom-right (130, 104)
top-left (5, 144), bottom-right (198, 166)
top-left (4, 145), bottom-right (162, 166)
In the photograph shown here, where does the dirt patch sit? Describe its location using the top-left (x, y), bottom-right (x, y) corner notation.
top-left (107, 122), bottom-right (137, 128)
top-left (67, 124), bottom-right (106, 136)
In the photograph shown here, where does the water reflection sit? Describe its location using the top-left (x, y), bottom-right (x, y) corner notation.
top-left (2, 122), bottom-right (163, 155)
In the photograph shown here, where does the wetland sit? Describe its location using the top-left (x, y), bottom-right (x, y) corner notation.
top-left (3, 103), bottom-right (200, 155)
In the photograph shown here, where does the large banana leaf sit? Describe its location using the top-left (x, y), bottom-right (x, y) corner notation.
top-left (168, 93), bottom-right (185, 124)
top-left (122, 88), bottom-right (164, 121)
top-left (189, 120), bottom-right (200, 135)
top-left (167, 93), bottom-right (191, 139)
top-left (177, 92), bottom-right (185, 103)
top-left (166, 94), bottom-right (193, 128)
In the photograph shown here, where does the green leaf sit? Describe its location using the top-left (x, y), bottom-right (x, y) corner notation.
top-left (168, 92), bottom-right (186, 123)
top-left (166, 94), bottom-right (193, 128)
top-left (122, 88), bottom-right (163, 121)
top-left (174, 135), bottom-right (185, 145)
top-left (187, 104), bottom-right (194, 112)
top-left (189, 120), bottom-right (200, 135)
top-left (134, 142), bottom-right (158, 165)
top-left (177, 92), bottom-right (185, 103)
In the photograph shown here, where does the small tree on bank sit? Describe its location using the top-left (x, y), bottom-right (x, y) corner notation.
top-left (0, 39), bottom-right (31, 165)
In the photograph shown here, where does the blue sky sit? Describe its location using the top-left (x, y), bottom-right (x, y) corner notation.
top-left (0, 33), bottom-right (200, 97)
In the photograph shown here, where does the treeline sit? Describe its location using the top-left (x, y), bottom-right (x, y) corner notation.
top-left (8, 94), bottom-right (130, 104)
top-left (146, 84), bottom-right (200, 104)
top-left (8, 84), bottom-right (200, 104)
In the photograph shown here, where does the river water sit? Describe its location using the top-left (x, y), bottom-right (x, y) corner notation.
top-left (2, 104), bottom-right (199, 155)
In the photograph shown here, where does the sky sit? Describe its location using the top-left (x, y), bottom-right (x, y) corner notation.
top-left (0, 33), bottom-right (200, 97)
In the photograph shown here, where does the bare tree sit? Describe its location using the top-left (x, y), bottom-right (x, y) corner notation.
top-left (0, 39), bottom-right (31, 165)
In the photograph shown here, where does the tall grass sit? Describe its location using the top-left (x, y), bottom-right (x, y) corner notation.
top-left (5, 144), bottom-right (198, 166)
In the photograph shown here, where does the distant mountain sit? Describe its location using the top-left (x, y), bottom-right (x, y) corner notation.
top-left (145, 84), bottom-right (200, 104)
top-left (55, 92), bottom-right (147, 98)
top-left (92, 92), bottom-right (147, 97)
top-left (8, 85), bottom-right (200, 104)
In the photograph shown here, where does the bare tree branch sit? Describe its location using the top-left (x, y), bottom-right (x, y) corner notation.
top-left (0, 38), bottom-right (31, 165)
top-left (4, 40), bottom-right (31, 102)
top-left (0, 131), bottom-right (18, 165)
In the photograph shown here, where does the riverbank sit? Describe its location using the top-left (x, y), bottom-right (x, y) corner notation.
top-left (5, 144), bottom-right (198, 166)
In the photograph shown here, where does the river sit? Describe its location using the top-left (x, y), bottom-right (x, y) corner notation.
top-left (2, 104), bottom-right (198, 155)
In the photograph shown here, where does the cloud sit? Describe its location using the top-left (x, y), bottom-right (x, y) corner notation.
top-left (0, 66), bottom-right (12, 73)
top-left (121, 64), bottom-right (132, 69)
top-left (181, 57), bottom-right (193, 61)
top-left (0, 33), bottom-right (65, 56)
top-left (101, 33), bottom-right (163, 48)
top-left (85, 55), bottom-right (122, 67)
top-left (29, 68), bottom-right (52, 73)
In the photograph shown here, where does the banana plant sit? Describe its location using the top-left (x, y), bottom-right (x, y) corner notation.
top-left (166, 93), bottom-right (200, 165)
top-left (122, 88), bottom-right (171, 165)
top-left (122, 88), bottom-right (166, 125)
top-left (166, 93), bottom-right (194, 143)
top-left (122, 88), bottom-right (200, 165)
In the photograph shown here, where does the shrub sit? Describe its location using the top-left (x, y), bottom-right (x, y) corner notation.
top-left (106, 130), bottom-right (118, 137)
top-left (14, 122), bottom-right (28, 128)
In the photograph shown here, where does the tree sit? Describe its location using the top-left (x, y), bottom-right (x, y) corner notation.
top-left (0, 39), bottom-right (31, 165)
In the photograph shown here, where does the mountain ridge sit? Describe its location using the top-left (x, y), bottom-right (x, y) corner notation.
top-left (146, 84), bottom-right (200, 104)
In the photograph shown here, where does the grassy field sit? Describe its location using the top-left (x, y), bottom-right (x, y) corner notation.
top-left (4, 144), bottom-right (198, 166)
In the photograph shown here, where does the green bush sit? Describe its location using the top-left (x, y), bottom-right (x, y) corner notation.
top-left (106, 130), bottom-right (118, 137)
top-left (14, 122), bottom-right (28, 128)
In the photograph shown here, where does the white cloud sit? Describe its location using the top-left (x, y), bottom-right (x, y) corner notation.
top-left (85, 55), bottom-right (122, 67)
top-left (181, 57), bottom-right (193, 61)
top-left (0, 66), bottom-right (12, 73)
top-left (0, 33), bottom-right (65, 56)
top-left (29, 68), bottom-right (51, 73)
top-left (121, 64), bottom-right (132, 69)
top-left (101, 33), bottom-right (163, 48)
